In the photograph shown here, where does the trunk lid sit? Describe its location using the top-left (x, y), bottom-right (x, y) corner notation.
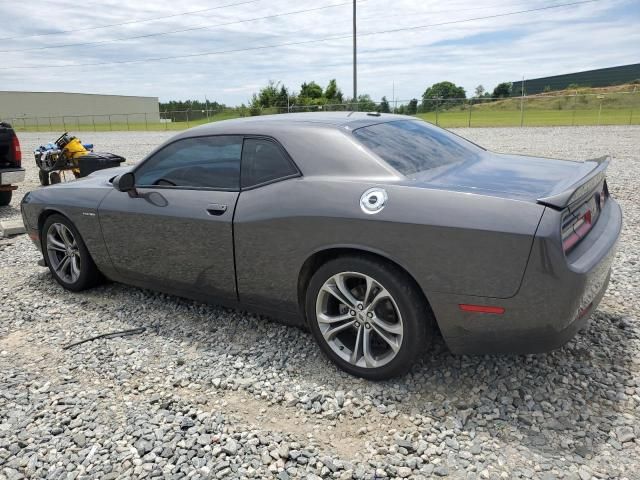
top-left (410, 152), bottom-right (607, 208)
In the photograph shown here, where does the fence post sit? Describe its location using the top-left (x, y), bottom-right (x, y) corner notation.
top-left (92, 116), bottom-right (96, 132)
top-left (186, 111), bottom-right (190, 128)
top-left (571, 92), bottom-right (577, 126)
top-left (468, 99), bottom-right (472, 127)
top-left (48, 116), bottom-right (53, 132)
top-left (630, 107), bottom-right (634, 125)
top-left (519, 96), bottom-right (525, 127)
top-left (63, 116), bottom-right (67, 131)
top-left (145, 112), bottom-right (148, 131)
top-left (109, 115), bottom-right (112, 131)
top-left (76, 116), bottom-right (80, 132)
top-left (126, 114), bottom-right (130, 131)
top-left (597, 99), bottom-right (602, 126)
top-left (435, 99), bottom-right (439, 126)
top-left (35, 116), bottom-right (39, 132)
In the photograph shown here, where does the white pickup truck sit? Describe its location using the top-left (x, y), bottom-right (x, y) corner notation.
top-left (0, 122), bottom-right (25, 206)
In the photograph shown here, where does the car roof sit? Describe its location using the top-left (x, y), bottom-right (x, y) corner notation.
top-left (185, 111), bottom-right (411, 135)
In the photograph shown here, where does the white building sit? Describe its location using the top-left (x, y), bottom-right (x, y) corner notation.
top-left (0, 91), bottom-right (160, 126)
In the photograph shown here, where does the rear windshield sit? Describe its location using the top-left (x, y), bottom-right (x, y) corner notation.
top-left (352, 120), bottom-right (484, 176)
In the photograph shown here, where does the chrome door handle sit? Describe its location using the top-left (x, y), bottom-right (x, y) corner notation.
top-left (206, 204), bottom-right (228, 216)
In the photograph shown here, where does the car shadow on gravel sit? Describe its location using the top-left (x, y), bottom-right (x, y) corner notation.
top-left (411, 309), bottom-right (636, 460)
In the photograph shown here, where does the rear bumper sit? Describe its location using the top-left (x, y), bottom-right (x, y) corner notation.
top-left (0, 167), bottom-right (25, 186)
top-left (430, 198), bottom-right (622, 354)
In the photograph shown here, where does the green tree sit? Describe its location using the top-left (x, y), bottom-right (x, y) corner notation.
top-left (421, 81), bottom-right (466, 111)
top-left (354, 94), bottom-right (376, 111)
top-left (250, 80), bottom-right (283, 110)
top-left (379, 96), bottom-right (391, 113)
top-left (299, 81), bottom-right (324, 99)
top-left (406, 98), bottom-right (418, 115)
top-left (324, 79), bottom-right (344, 103)
top-left (492, 82), bottom-right (512, 98)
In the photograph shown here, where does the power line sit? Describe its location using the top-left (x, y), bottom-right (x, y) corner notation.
top-left (0, 0), bottom-right (262, 42)
top-left (0, 1), bottom-right (361, 53)
top-left (0, 0), bottom-right (545, 53)
top-left (0, 0), bottom-right (599, 71)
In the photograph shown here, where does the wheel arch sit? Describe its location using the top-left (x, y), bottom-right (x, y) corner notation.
top-left (297, 246), bottom-right (437, 330)
top-left (38, 208), bottom-right (67, 234)
top-left (37, 208), bottom-right (69, 261)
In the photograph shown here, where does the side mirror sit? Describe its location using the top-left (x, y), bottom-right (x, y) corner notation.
top-left (113, 172), bottom-right (136, 194)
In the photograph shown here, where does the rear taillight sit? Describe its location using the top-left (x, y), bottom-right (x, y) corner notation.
top-left (562, 209), bottom-right (593, 253)
top-left (11, 134), bottom-right (21, 167)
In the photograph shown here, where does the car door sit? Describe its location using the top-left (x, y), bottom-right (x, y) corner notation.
top-left (98, 135), bottom-right (242, 301)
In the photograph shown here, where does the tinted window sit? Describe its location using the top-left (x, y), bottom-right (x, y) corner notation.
top-left (241, 138), bottom-right (298, 188)
top-left (352, 120), bottom-right (483, 176)
top-left (136, 136), bottom-right (242, 189)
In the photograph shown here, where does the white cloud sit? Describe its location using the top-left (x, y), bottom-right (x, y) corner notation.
top-left (0, 0), bottom-right (637, 105)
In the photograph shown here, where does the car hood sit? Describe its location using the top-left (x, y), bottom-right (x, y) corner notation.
top-left (409, 152), bottom-right (599, 203)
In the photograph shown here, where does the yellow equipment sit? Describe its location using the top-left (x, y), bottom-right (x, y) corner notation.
top-left (34, 132), bottom-right (125, 186)
top-left (58, 134), bottom-right (90, 177)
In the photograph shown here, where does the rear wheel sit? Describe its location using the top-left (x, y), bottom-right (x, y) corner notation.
top-left (42, 214), bottom-right (102, 291)
top-left (306, 256), bottom-right (430, 380)
top-left (0, 190), bottom-right (11, 206)
top-left (49, 172), bottom-right (61, 184)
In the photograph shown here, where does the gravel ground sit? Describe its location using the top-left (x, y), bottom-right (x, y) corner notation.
top-left (1, 126), bottom-right (639, 480)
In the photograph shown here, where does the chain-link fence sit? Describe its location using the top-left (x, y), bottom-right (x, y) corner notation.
top-left (3, 90), bottom-right (638, 132)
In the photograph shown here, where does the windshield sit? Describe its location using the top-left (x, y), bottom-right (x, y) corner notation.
top-left (352, 120), bottom-right (484, 176)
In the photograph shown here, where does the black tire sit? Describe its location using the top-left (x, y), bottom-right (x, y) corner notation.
top-left (39, 170), bottom-right (50, 186)
top-left (0, 190), bottom-right (11, 206)
top-left (305, 255), bottom-right (432, 380)
top-left (49, 172), bottom-right (61, 184)
top-left (42, 214), bottom-right (102, 291)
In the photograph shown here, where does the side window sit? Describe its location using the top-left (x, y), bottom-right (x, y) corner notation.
top-left (135, 136), bottom-right (242, 190)
top-left (241, 138), bottom-right (298, 188)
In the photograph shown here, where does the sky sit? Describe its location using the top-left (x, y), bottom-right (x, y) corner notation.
top-left (0, 0), bottom-right (638, 105)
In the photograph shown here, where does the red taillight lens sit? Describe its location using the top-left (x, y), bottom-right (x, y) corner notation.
top-left (11, 134), bottom-right (21, 167)
top-left (562, 209), bottom-right (592, 253)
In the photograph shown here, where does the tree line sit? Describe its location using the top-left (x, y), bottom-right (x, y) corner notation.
top-left (159, 79), bottom-right (516, 115)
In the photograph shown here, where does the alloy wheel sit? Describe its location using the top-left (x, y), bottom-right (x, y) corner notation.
top-left (315, 271), bottom-right (404, 369)
top-left (46, 223), bottom-right (81, 284)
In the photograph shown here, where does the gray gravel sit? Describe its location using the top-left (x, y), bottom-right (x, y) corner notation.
top-left (1, 126), bottom-right (639, 479)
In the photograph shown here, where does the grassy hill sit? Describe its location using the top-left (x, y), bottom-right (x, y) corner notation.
top-left (416, 83), bottom-right (639, 127)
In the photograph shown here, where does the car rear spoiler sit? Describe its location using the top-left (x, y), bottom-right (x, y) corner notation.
top-left (537, 156), bottom-right (610, 210)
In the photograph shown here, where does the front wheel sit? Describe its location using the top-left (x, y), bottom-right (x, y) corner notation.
top-left (42, 214), bottom-right (102, 291)
top-left (306, 256), bottom-right (431, 380)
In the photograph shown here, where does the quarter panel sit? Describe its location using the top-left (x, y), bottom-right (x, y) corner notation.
top-left (21, 183), bottom-right (114, 269)
top-left (234, 177), bottom-right (544, 315)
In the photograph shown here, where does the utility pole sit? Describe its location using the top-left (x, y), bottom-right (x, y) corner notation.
top-left (520, 75), bottom-right (525, 127)
top-left (353, 0), bottom-right (357, 110)
top-left (392, 81), bottom-right (395, 113)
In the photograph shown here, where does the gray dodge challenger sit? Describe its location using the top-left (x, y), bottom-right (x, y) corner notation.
top-left (21, 112), bottom-right (622, 379)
